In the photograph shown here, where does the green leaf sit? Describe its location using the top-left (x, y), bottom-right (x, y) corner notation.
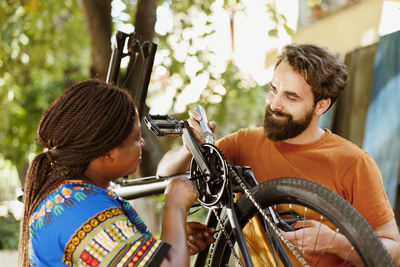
top-left (268, 28), bottom-right (278, 37)
top-left (284, 24), bottom-right (294, 36)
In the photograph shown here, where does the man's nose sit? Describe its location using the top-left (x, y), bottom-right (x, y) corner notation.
top-left (267, 93), bottom-right (283, 111)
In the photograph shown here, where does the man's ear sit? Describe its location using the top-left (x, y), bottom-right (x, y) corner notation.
top-left (315, 98), bottom-right (331, 116)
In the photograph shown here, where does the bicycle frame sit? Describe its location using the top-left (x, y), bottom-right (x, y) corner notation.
top-left (110, 111), bottom-right (298, 267)
top-left (106, 31), bottom-right (294, 267)
top-left (112, 174), bottom-right (185, 200)
top-left (107, 30), bottom-right (157, 120)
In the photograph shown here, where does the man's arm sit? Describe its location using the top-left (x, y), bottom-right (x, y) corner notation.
top-left (283, 218), bottom-right (400, 266)
top-left (333, 218), bottom-right (400, 266)
top-left (157, 146), bottom-right (192, 176)
top-left (375, 218), bottom-right (400, 266)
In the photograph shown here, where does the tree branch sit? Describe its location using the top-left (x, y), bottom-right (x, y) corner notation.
top-left (81, 0), bottom-right (112, 80)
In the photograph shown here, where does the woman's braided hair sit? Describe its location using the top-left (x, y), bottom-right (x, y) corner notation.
top-left (18, 79), bottom-right (136, 267)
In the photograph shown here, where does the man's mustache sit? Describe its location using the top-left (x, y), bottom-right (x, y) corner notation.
top-left (266, 106), bottom-right (291, 119)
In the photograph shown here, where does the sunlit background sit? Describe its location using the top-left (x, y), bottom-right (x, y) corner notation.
top-left (0, 1), bottom-right (400, 265)
top-left (1, 0), bottom-right (400, 225)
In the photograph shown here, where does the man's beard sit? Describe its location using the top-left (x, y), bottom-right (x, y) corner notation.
top-left (263, 105), bottom-right (314, 142)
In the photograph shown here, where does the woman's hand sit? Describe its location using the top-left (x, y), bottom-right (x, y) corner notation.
top-left (186, 222), bottom-right (215, 255)
top-left (164, 176), bottom-right (199, 213)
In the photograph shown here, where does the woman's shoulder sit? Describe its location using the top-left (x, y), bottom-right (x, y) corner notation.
top-left (29, 180), bottom-right (120, 236)
top-left (33, 180), bottom-right (111, 212)
top-left (29, 181), bottom-right (160, 267)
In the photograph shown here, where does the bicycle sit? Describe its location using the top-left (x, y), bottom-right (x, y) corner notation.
top-left (107, 31), bottom-right (395, 267)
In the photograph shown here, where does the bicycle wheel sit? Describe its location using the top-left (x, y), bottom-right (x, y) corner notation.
top-left (209, 177), bottom-right (394, 267)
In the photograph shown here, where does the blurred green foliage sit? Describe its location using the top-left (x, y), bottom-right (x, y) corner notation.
top-left (148, 1), bottom-right (271, 140)
top-left (0, 0), bottom-right (90, 173)
top-left (0, 0), bottom-right (291, 249)
top-left (0, 213), bottom-right (20, 249)
top-left (1, 0), bottom-right (290, 181)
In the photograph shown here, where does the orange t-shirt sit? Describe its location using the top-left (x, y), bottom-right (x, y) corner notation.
top-left (216, 127), bottom-right (393, 266)
top-left (217, 127), bottom-right (393, 227)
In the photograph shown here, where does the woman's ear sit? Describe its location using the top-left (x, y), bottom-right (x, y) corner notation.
top-left (315, 98), bottom-right (331, 116)
top-left (100, 151), bottom-right (114, 162)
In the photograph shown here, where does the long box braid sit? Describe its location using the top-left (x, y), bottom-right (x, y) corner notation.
top-left (18, 79), bottom-right (136, 267)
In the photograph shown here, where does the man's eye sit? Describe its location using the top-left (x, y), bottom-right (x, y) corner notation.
top-left (286, 95), bottom-right (296, 101)
top-left (265, 83), bottom-right (275, 93)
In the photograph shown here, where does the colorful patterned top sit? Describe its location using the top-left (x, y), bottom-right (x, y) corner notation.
top-left (29, 180), bottom-right (170, 266)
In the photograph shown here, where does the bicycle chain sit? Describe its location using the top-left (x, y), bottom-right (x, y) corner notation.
top-left (209, 208), bottom-right (244, 267)
top-left (228, 166), bottom-right (310, 267)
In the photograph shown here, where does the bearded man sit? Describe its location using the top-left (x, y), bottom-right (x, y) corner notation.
top-left (156, 44), bottom-right (400, 266)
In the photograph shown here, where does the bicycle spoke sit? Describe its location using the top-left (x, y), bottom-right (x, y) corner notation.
top-left (309, 215), bottom-right (324, 265)
top-left (313, 228), bottom-right (339, 266)
top-left (341, 246), bottom-right (354, 266)
top-left (247, 218), bottom-right (273, 267)
top-left (300, 206), bottom-right (308, 256)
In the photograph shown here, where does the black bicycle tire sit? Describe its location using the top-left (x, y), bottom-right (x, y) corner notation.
top-left (209, 177), bottom-right (394, 267)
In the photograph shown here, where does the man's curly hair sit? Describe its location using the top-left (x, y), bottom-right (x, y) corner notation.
top-left (275, 44), bottom-right (348, 110)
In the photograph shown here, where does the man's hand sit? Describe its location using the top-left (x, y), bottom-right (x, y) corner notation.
top-left (184, 109), bottom-right (217, 153)
top-left (281, 220), bottom-right (346, 254)
top-left (186, 222), bottom-right (215, 255)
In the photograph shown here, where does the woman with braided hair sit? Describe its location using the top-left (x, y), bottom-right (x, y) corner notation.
top-left (19, 79), bottom-right (214, 267)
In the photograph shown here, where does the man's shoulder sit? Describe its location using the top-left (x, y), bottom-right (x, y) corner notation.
top-left (217, 127), bottom-right (267, 152)
top-left (222, 127), bottom-right (268, 146)
top-left (234, 127), bottom-right (265, 138)
top-left (325, 130), bottom-right (371, 159)
top-left (327, 131), bottom-right (362, 149)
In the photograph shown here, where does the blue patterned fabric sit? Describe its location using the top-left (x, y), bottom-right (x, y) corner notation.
top-left (29, 180), bottom-right (170, 266)
top-left (363, 30), bottom-right (400, 207)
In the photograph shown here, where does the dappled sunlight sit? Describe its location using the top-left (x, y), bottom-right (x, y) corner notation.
top-left (147, 0), bottom-right (297, 115)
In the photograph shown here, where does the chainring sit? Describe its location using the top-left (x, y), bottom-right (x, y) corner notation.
top-left (190, 143), bottom-right (228, 207)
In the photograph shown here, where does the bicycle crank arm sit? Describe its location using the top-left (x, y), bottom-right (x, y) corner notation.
top-left (182, 120), bottom-right (212, 175)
